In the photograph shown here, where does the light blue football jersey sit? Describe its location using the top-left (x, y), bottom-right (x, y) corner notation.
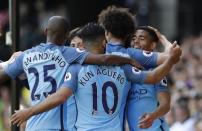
top-left (5, 43), bottom-right (89, 131)
top-left (106, 41), bottom-right (158, 129)
top-left (127, 77), bottom-right (170, 131)
top-left (61, 64), bottom-right (147, 131)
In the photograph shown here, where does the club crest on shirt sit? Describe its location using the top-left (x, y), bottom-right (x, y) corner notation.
top-left (160, 77), bottom-right (167, 86)
top-left (64, 72), bottom-right (71, 81)
top-left (76, 48), bottom-right (85, 53)
top-left (132, 67), bottom-right (141, 74)
top-left (143, 50), bottom-right (153, 57)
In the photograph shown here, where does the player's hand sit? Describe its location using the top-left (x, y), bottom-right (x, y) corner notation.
top-left (168, 41), bottom-right (182, 64)
top-left (130, 59), bottom-right (144, 70)
top-left (138, 113), bottom-right (155, 128)
top-left (10, 108), bottom-right (33, 127)
top-left (147, 26), bottom-right (164, 40)
top-left (147, 26), bottom-right (168, 43)
top-left (148, 26), bottom-right (173, 51)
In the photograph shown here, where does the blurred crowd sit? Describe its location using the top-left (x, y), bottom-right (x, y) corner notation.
top-left (0, 1), bottom-right (202, 131)
top-left (165, 36), bottom-right (202, 131)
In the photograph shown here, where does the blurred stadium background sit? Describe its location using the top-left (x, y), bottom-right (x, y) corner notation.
top-left (0, 0), bottom-right (202, 131)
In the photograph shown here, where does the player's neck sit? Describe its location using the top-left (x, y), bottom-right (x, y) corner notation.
top-left (46, 36), bottom-right (64, 45)
top-left (86, 47), bottom-right (104, 54)
top-left (106, 32), bottom-right (123, 44)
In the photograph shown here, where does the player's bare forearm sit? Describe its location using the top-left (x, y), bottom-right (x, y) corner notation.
top-left (148, 26), bottom-right (172, 52)
top-left (145, 43), bottom-right (181, 83)
top-left (160, 36), bottom-right (173, 53)
top-left (145, 58), bottom-right (174, 84)
top-left (148, 26), bottom-right (175, 66)
top-left (84, 54), bottom-right (142, 68)
top-left (11, 88), bottom-right (72, 126)
top-left (156, 41), bottom-right (178, 65)
top-left (151, 92), bottom-right (170, 119)
top-left (101, 55), bottom-right (142, 68)
top-left (31, 88), bottom-right (72, 116)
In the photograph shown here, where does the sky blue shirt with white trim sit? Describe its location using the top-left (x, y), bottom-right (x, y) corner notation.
top-left (61, 63), bottom-right (148, 131)
top-left (106, 42), bottom-right (158, 128)
top-left (127, 77), bottom-right (170, 131)
top-left (5, 43), bottom-right (89, 131)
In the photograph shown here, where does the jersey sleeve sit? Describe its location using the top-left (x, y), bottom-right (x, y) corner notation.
top-left (155, 77), bottom-right (169, 93)
top-left (122, 65), bottom-right (147, 84)
top-left (127, 47), bottom-right (158, 69)
top-left (61, 64), bottom-right (81, 92)
top-left (4, 53), bottom-right (24, 79)
top-left (64, 47), bottom-right (90, 65)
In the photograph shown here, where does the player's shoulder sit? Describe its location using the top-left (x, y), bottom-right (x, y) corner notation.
top-left (62, 47), bottom-right (85, 53)
top-left (24, 43), bottom-right (47, 53)
top-left (65, 64), bottom-right (81, 80)
top-left (127, 47), bottom-right (154, 56)
top-left (126, 47), bottom-right (139, 51)
top-left (68, 63), bottom-right (82, 70)
top-left (61, 47), bottom-right (87, 59)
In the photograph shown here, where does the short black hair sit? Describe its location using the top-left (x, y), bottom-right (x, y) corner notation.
top-left (68, 27), bottom-right (82, 41)
top-left (47, 16), bottom-right (70, 34)
top-left (98, 5), bottom-right (135, 42)
top-left (78, 22), bottom-right (105, 45)
top-left (135, 26), bottom-right (159, 42)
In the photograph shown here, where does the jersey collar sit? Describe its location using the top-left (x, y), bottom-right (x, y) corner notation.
top-left (107, 41), bottom-right (124, 46)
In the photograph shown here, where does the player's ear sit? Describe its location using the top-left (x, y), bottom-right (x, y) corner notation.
top-left (105, 31), bottom-right (109, 40)
top-left (102, 38), bottom-right (106, 48)
top-left (44, 28), bottom-right (48, 36)
top-left (151, 42), bottom-right (156, 50)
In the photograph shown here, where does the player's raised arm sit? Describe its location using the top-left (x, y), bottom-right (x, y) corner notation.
top-left (148, 26), bottom-right (172, 53)
top-left (148, 26), bottom-right (177, 66)
top-left (143, 42), bottom-right (181, 83)
top-left (11, 87), bottom-right (73, 126)
top-left (125, 43), bottom-right (181, 84)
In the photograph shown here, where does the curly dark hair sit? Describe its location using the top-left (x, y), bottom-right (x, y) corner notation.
top-left (98, 5), bottom-right (136, 42)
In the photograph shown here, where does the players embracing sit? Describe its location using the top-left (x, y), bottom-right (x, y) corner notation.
top-left (3, 5), bottom-right (182, 131)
